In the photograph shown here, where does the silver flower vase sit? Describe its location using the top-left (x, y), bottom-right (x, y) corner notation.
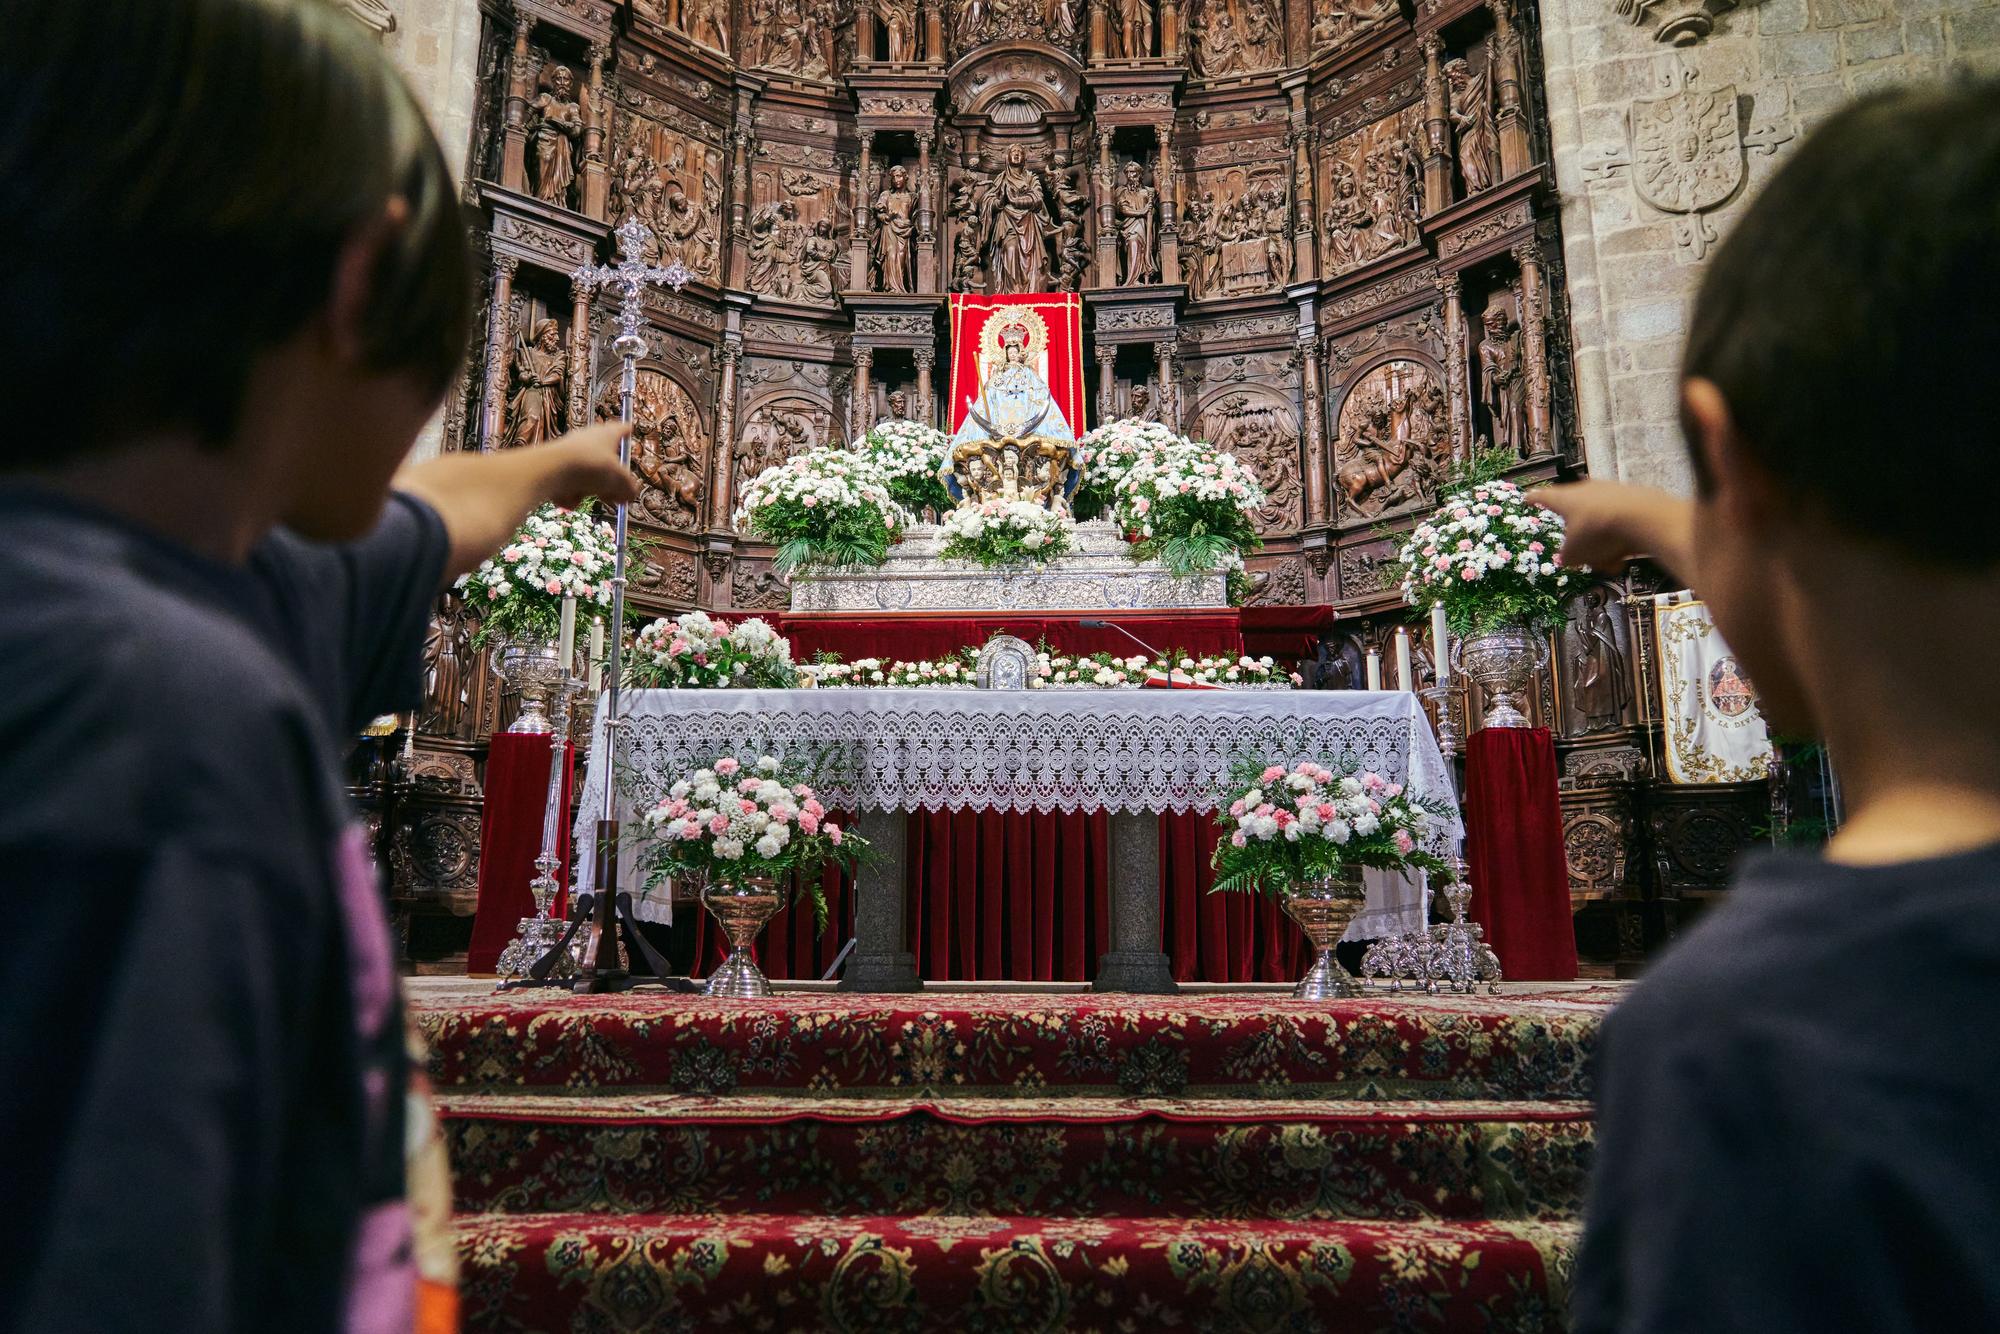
top-left (1283, 870), bottom-right (1368, 1000)
top-left (1456, 626), bottom-right (1549, 730)
top-left (701, 876), bottom-right (785, 999)
top-left (495, 637), bottom-right (571, 735)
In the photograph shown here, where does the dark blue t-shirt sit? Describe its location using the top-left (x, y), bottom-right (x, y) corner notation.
top-left (1575, 842), bottom-right (2000, 1332)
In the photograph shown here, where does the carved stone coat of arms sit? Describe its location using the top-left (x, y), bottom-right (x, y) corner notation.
top-left (1629, 83), bottom-right (1742, 216)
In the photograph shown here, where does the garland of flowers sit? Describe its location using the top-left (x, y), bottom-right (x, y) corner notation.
top-left (627, 611), bottom-right (796, 689)
top-left (639, 754), bottom-right (862, 931)
top-left (1209, 759), bottom-right (1453, 900)
top-left (1396, 477), bottom-right (1571, 635)
top-left (938, 498), bottom-right (1076, 567)
top-left (1111, 437), bottom-right (1267, 578)
top-left (792, 647), bottom-right (1299, 689)
top-left (735, 447), bottom-right (909, 575)
top-left (456, 502), bottom-right (619, 646)
top-left (1072, 418), bottom-right (1187, 520)
top-left (853, 419), bottom-right (954, 519)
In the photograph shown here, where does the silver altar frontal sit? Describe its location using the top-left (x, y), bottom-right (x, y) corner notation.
top-left (788, 518), bottom-right (1229, 613)
top-left (577, 688), bottom-right (1459, 993)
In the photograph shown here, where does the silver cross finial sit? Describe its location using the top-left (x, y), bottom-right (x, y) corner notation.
top-left (573, 217), bottom-right (691, 355)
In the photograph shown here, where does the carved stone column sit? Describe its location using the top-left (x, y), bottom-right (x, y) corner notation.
top-left (1094, 129), bottom-right (1118, 288)
top-left (1154, 340), bottom-right (1180, 433)
top-left (1092, 812), bottom-right (1178, 994)
top-left (726, 116), bottom-right (754, 289)
top-left (501, 11), bottom-right (534, 193)
top-left (914, 347), bottom-right (936, 425)
top-left (1492, 0), bottom-right (1533, 180)
top-left (852, 345), bottom-right (875, 438)
top-left (1514, 239), bottom-right (1553, 457)
top-left (1096, 342), bottom-right (1118, 423)
top-left (852, 131), bottom-right (876, 292)
top-left (480, 256), bottom-right (519, 450)
top-left (710, 336), bottom-right (743, 528)
top-left (1161, 0), bottom-right (1181, 58)
top-left (1298, 329), bottom-right (1328, 524)
top-left (916, 129), bottom-right (939, 292)
top-left (1437, 268), bottom-right (1473, 462)
top-left (1090, 0), bottom-right (1109, 61)
top-left (839, 809), bottom-right (919, 992)
top-left (1420, 34), bottom-right (1453, 215)
top-left (567, 276), bottom-right (593, 431)
top-left (1156, 123), bottom-right (1181, 286)
top-left (580, 44), bottom-right (610, 220)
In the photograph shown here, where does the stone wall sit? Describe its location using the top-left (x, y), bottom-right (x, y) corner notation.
top-left (1539, 0), bottom-right (2000, 492)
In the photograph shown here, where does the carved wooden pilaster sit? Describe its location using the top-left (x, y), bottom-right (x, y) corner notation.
top-left (1515, 239), bottom-right (1553, 457)
top-left (1420, 35), bottom-right (1453, 216)
top-left (1090, 0), bottom-right (1109, 61)
top-left (710, 337), bottom-right (743, 528)
top-left (924, 0), bottom-right (945, 63)
top-left (1096, 341), bottom-right (1117, 423)
top-left (914, 347), bottom-right (936, 425)
top-left (1298, 329), bottom-right (1328, 523)
top-left (580, 44), bottom-right (610, 220)
top-left (916, 129), bottom-right (939, 292)
top-left (567, 276), bottom-right (592, 431)
top-left (1161, 0), bottom-right (1180, 58)
top-left (1156, 122), bottom-right (1181, 286)
top-left (1492, 0), bottom-right (1533, 180)
top-left (726, 111), bottom-right (754, 289)
top-left (853, 130), bottom-right (876, 293)
top-left (852, 345), bottom-right (874, 438)
top-left (501, 11), bottom-right (534, 193)
top-left (1437, 268), bottom-right (1473, 462)
top-left (480, 256), bottom-right (519, 451)
top-left (1154, 340), bottom-right (1180, 433)
top-left (1094, 129), bottom-right (1117, 288)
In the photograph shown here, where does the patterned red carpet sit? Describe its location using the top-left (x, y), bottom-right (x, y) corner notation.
top-left (416, 985), bottom-right (1621, 1332)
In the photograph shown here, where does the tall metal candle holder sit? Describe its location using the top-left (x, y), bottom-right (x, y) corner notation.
top-left (532, 218), bottom-right (690, 994)
top-left (496, 672), bottom-right (580, 983)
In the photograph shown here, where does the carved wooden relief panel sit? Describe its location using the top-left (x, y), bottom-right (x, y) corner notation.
top-left (746, 142), bottom-right (850, 304)
top-left (742, 0), bottom-right (855, 79)
top-left (1180, 163), bottom-right (1289, 299)
top-left (623, 368), bottom-right (710, 532)
top-left (1330, 357), bottom-right (1448, 522)
top-left (1194, 385), bottom-right (1302, 534)
top-left (609, 103), bottom-right (726, 281)
top-left (1318, 103), bottom-right (1424, 279)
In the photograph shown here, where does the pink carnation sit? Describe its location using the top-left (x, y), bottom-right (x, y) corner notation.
top-left (1261, 765), bottom-right (1286, 783)
top-left (1230, 831), bottom-right (1248, 847)
top-left (804, 799), bottom-right (825, 818)
top-left (1394, 830), bottom-right (1415, 855)
top-left (715, 758), bottom-right (741, 775)
top-left (739, 799), bottom-right (758, 814)
top-left (544, 577), bottom-right (563, 594)
top-left (827, 825), bottom-right (843, 846)
top-left (708, 815), bottom-right (730, 835)
top-left (799, 812), bottom-right (820, 834)
top-left (1316, 803), bottom-right (1336, 822)
top-left (1229, 799), bottom-right (1246, 817)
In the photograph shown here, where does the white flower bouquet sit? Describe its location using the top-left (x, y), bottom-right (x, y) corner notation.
top-left (1072, 417), bottom-right (1187, 519)
top-left (854, 419), bottom-right (954, 517)
top-left (1396, 477), bottom-right (1571, 635)
top-left (1111, 438), bottom-right (1267, 577)
top-left (735, 446), bottom-right (910, 575)
top-left (455, 502), bottom-right (619, 646)
top-left (639, 754), bottom-right (864, 931)
top-left (1033, 650), bottom-right (1152, 688)
top-left (628, 611), bottom-right (796, 689)
top-left (1209, 759), bottom-right (1452, 900)
top-left (938, 498), bottom-right (1076, 568)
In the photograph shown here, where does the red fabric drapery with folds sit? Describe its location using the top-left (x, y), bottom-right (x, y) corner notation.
top-left (1464, 727), bottom-right (1578, 981)
top-left (467, 733), bottom-right (574, 973)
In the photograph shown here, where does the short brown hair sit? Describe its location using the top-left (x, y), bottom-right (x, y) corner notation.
top-left (0, 0), bottom-right (474, 462)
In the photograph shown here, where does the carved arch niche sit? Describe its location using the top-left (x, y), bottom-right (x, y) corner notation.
top-left (1191, 381), bottom-right (1303, 534)
top-left (734, 388), bottom-right (838, 511)
top-left (1327, 350), bottom-right (1451, 524)
top-left (595, 365), bottom-right (711, 534)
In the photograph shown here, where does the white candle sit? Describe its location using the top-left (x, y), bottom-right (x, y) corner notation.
top-left (587, 616), bottom-right (605, 691)
top-left (1395, 627), bottom-right (1414, 692)
top-left (1431, 604), bottom-right (1452, 685)
top-left (558, 596), bottom-right (577, 673)
top-left (1366, 648), bottom-right (1383, 691)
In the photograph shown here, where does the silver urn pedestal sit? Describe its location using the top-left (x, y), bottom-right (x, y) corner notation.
top-left (495, 637), bottom-right (572, 735)
top-left (1456, 626), bottom-right (1548, 730)
top-left (701, 876), bottom-right (786, 999)
top-left (1283, 870), bottom-right (1368, 1000)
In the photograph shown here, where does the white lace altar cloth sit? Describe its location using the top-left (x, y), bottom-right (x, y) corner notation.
top-left (576, 688), bottom-right (1461, 940)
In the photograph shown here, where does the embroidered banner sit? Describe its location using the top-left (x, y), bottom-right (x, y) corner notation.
top-left (1652, 594), bottom-right (1774, 785)
top-left (946, 293), bottom-right (1087, 441)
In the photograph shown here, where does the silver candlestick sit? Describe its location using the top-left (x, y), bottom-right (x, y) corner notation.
top-left (497, 671), bottom-right (581, 982)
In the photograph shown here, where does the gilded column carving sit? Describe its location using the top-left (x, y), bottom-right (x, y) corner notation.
top-left (480, 255), bottom-right (520, 450)
top-left (1437, 268), bottom-right (1473, 462)
top-left (711, 337), bottom-right (742, 528)
top-left (580, 44), bottom-right (610, 220)
top-left (1094, 129), bottom-right (1117, 288)
top-left (1514, 239), bottom-right (1553, 457)
top-left (1298, 329), bottom-right (1328, 523)
top-left (1492, 0), bottom-right (1532, 180)
top-left (914, 347), bottom-right (936, 424)
top-left (1420, 34), bottom-right (1453, 215)
top-left (500, 11), bottom-right (534, 192)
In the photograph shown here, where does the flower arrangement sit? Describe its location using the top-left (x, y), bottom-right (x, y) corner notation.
top-left (797, 652), bottom-right (976, 688)
top-left (1396, 477), bottom-right (1571, 635)
top-left (1209, 759), bottom-right (1452, 900)
top-left (1034, 650), bottom-right (1152, 688)
top-left (1150, 653), bottom-right (1303, 688)
top-left (735, 447), bottom-right (909, 575)
top-left (1111, 437), bottom-right (1267, 577)
top-left (938, 497), bottom-right (1076, 567)
top-left (854, 419), bottom-right (954, 518)
top-left (1072, 418), bottom-right (1187, 519)
top-left (628, 611), bottom-right (797, 689)
top-left (456, 502), bottom-right (619, 646)
top-left (793, 647), bottom-right (1298, 689)
top-left (639, 754), bottom-right (863, 931)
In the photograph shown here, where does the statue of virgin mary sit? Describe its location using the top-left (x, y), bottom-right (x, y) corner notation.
top-left (947, 318), bottom-right (1078, 509)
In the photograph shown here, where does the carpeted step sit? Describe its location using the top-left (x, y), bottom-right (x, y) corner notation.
top-left (441, 1092), bottom-right (1592, 1222)
top-left (455, 1210), bottom-right (1578, 1333)
top-left (416, 989), bottom-right (1613, 1101)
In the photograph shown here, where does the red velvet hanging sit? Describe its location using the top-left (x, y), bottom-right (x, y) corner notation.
top-left (1463, 727), bottom-right (1579, 981)
top-left (467, 732), bottom-right (574, 974)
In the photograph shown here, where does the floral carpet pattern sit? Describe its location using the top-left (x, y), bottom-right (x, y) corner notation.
top-left (419, 987), bottom-right (1620, 1332)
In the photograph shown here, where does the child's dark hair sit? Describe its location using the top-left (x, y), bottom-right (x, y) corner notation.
top-left (0, 0), bottom-right (474, 464)
top-left (1682, 78), bottom-right (2000, 570)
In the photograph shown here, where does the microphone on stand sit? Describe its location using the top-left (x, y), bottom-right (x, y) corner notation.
top-left (1078, 618), bottom-right (1165, 659)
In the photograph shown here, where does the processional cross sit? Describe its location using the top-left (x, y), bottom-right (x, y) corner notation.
top-left (529, 217), bottom-right (690, 993)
